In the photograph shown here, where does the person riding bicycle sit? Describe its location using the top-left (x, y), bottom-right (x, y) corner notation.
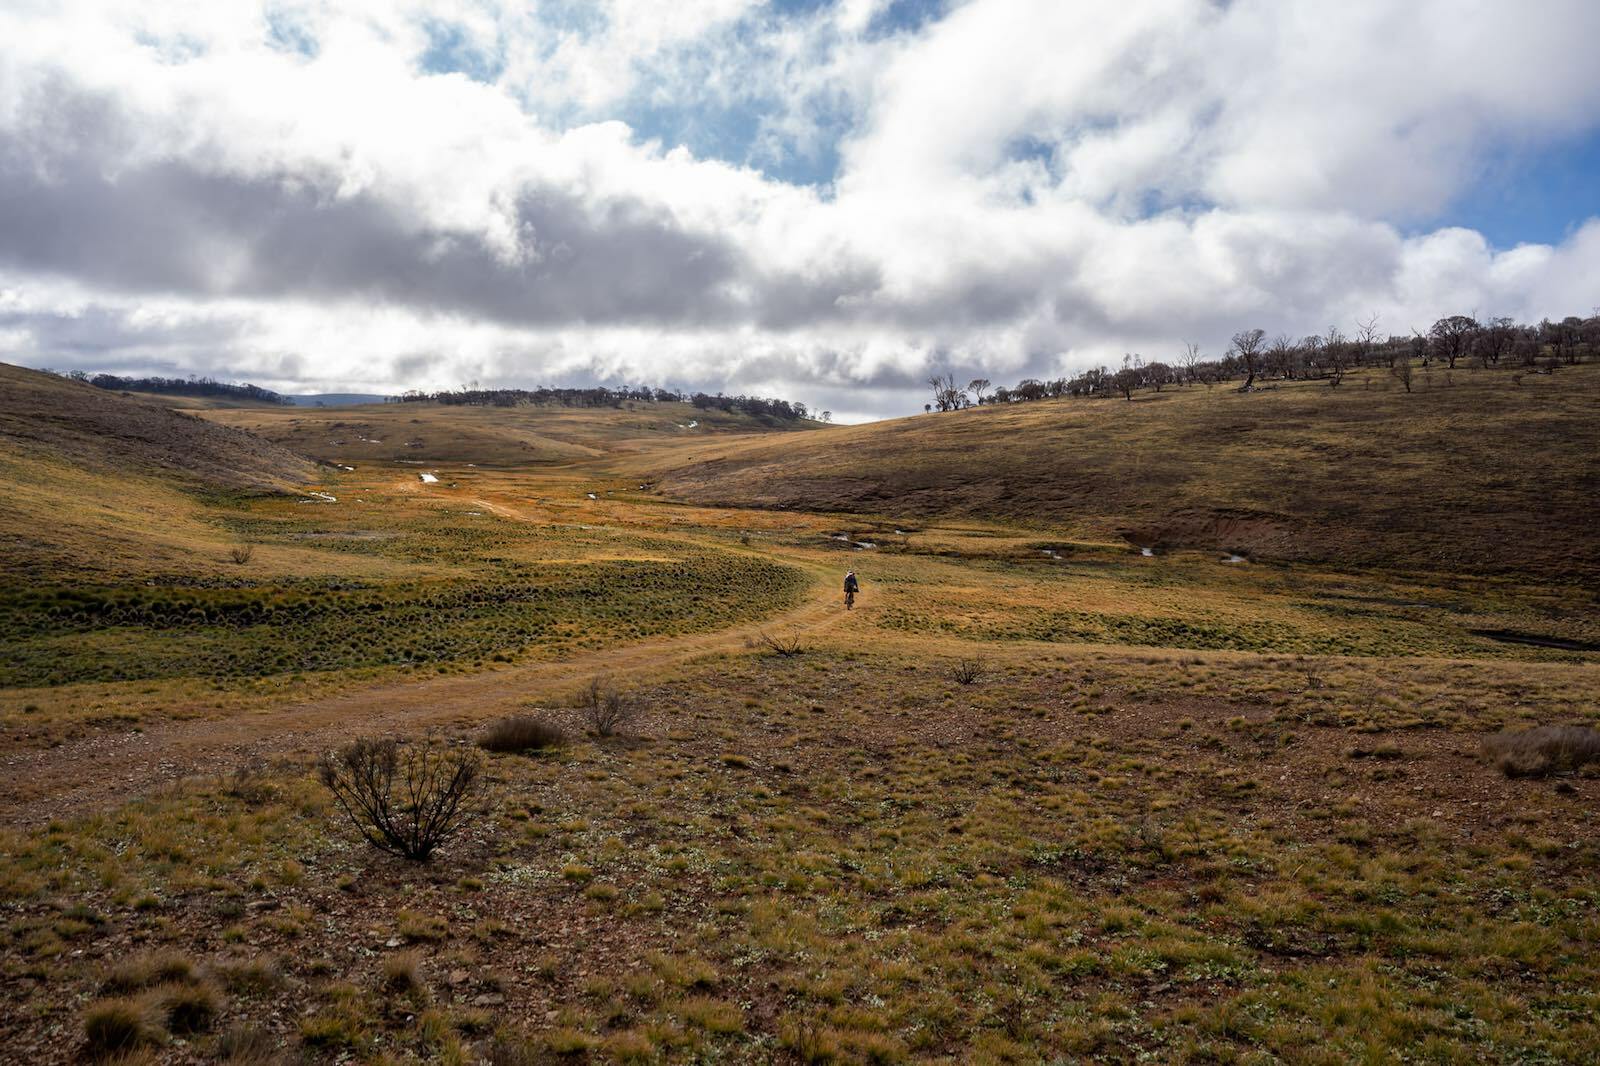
top-left (843, 570), bottom-right (859, 610)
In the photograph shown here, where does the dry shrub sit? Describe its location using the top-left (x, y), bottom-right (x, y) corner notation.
top-left (228, 545), bottom-right (255, 565)
top-left (225, 758), bottom-right (276, 806)
top-left (1484, 725), bottom-right (1600, 778)
top-left (758, 630), bottom-right (804, 657)
top-left (318, 738), bottom-right (483, 861)
top-left (581, 678), bottom-right (639, 738)
top-left (951, 658), bottom-right (982, 685)
top-left (479, 715), bottom-right (568, 754)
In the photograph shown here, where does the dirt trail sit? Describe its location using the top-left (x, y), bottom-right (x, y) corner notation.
top-left (0, 478), bottom-right (853, 827)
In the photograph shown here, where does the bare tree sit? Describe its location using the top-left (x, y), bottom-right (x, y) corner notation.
top-left (1179, 342), bottom-right (1202, 384)
top-left (1231, 329), bottom-right (1266, 390)
top-left (927, 372), bottom-right (967, 412)
top-left (1354, 314), bottom-right (1380, 366)
top-left (1391, 358), bottom-right (1413, 394)
top-left (1111, 365), bottom-right (1140, 400)
top-left (1428, 315), bottom-right (1478, 369)
top-left (967, 378), bottom-right (992, 405)
top-left (1323, 326), bottom-right (1348, 387)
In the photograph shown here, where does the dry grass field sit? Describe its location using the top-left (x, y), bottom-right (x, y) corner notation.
top-left (1, 362), bottom-right (1596, 1063)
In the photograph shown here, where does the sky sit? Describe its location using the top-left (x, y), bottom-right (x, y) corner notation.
top-left (1, 0), bottom-right (1598, 421)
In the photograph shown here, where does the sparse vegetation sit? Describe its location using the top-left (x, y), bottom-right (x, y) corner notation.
top-left (2, 357), bottom-right (1597, 1063)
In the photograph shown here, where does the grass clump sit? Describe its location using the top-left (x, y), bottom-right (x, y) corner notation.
top-left (478, 714), bottom-right (568, 754)
top-left (83, 997), bottom-right (161, 1057)
top-left (1484, 725), bottom-right (1600, 777)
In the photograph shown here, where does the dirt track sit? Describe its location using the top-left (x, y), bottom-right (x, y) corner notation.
top-left (0, 481), bottom-right (854, 827)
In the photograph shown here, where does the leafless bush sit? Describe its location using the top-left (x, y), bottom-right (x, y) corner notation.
top-left (225, 758), bottom-right (276, 806)
top-left (951, 658), bottom-right (982, 685)
top-left (478, 715), bottom-right (568, 754)
top-left (758, 630), bottom-right (804, 657)
top-left (1483, 725), bottom-right (1600, 778)
top-left (229, 544), bottom-right (255, 565)
top-left (580, 678), bottom-right (640, 737)
top-left (318, 739), bottom-right (483, 861)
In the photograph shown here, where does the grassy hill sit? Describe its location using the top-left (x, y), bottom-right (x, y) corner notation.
top-left (648, 364), bottom-right (1600, 584)
top-left (0, 365), bottom-right (321, 580)
top-left (194, 398), bottom-right (820, 469)
top-left (0, 365), bottom-right (313, 489)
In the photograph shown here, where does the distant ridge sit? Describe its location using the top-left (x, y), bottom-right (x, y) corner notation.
top-left (286, 393), bottom-right (391, 407)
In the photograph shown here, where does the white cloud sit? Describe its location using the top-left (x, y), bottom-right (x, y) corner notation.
top-left (0, 0), bottom-right (1598, 416)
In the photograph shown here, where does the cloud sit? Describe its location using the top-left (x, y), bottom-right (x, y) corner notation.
top-left (1, 0), bottom-right (1598, 417)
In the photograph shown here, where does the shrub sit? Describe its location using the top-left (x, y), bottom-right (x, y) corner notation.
top-left (318, 738), bottom-right (483, 861)
top-left (951, 658), bottom-right (982, 685)
top-left (478, 715), bottom-right (568, 754)
top-left (581, 678), bottom-right (639, 737)
top-left (229, 545), bottom-right (255, 565)
top-left (758, 630), bottom-right (803, 657)
top-left (83, 998), bottom-right (160, 1056)
top-left (1484, 725), bottom-right (1600, 778)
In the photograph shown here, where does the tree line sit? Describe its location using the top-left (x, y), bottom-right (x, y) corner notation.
top-left (58, 371), bottom-right (294, 405)
top-left (392, 385), bottom-right (822, 423)
top-left (926, 311), bottom-right (1600, 411)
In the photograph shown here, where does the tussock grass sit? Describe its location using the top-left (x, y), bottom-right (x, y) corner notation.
top-left (478, 714), bottom-right (568, 754)
top-left (82, 997), bottom-right (162, 1057)
top-left (1485, 725), bottom-right (1600, 777)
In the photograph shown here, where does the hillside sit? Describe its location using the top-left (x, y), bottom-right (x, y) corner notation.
top-left (0, 364), bottom-right (314, 489)
top-left (648, 365), bottom-right (1600, 584)
top-left (196, 397), bottom-right (820, 469)
top-left (0, 364), bottom-right (317, 580)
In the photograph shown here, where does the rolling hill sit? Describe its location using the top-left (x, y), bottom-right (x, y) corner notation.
top-left (192, 396), bottom-right (820, 469)
top-left (646, 364), bottom-right (1600, 584)
top-left (0, 364), bottom-right (316, 579)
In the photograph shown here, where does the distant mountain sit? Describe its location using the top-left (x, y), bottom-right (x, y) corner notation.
top-left (286, 393), bottom-right (392, 407)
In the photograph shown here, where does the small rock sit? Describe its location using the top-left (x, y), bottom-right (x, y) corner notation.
top-left (473, 993), bottom-right (506, 1007)
top-left (448, 970), bottom-right (468, 986)
top-left (385, 937), bottom-right (401, 948)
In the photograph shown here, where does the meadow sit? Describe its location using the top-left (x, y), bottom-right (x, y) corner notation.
top-left (0, 363), bottom-right (1596, 1063)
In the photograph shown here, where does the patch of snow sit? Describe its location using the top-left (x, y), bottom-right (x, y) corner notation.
top-left (337, 464), bottom-right (355, 472)
top-left (586, 492), bottom-right (598, 500)
top-left (831, 534), bottom-right (850, 542)
top-left (298, 491), bottom-right (337, 504)
top-left (1140, 547), bottom-right (1154, 557)
top-left (853, 541), bottom-right (876, 550)
top-left (686, 420), bottom-right (698, 428)
top-left (1221, 553), bottom-right (1247, 564)
top-left (419, 473), bottom-right (438, 483)
top-left (894, 529), bottom-right (907, 536)
top-left (1041, 549), bottom-right (1060, 559)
